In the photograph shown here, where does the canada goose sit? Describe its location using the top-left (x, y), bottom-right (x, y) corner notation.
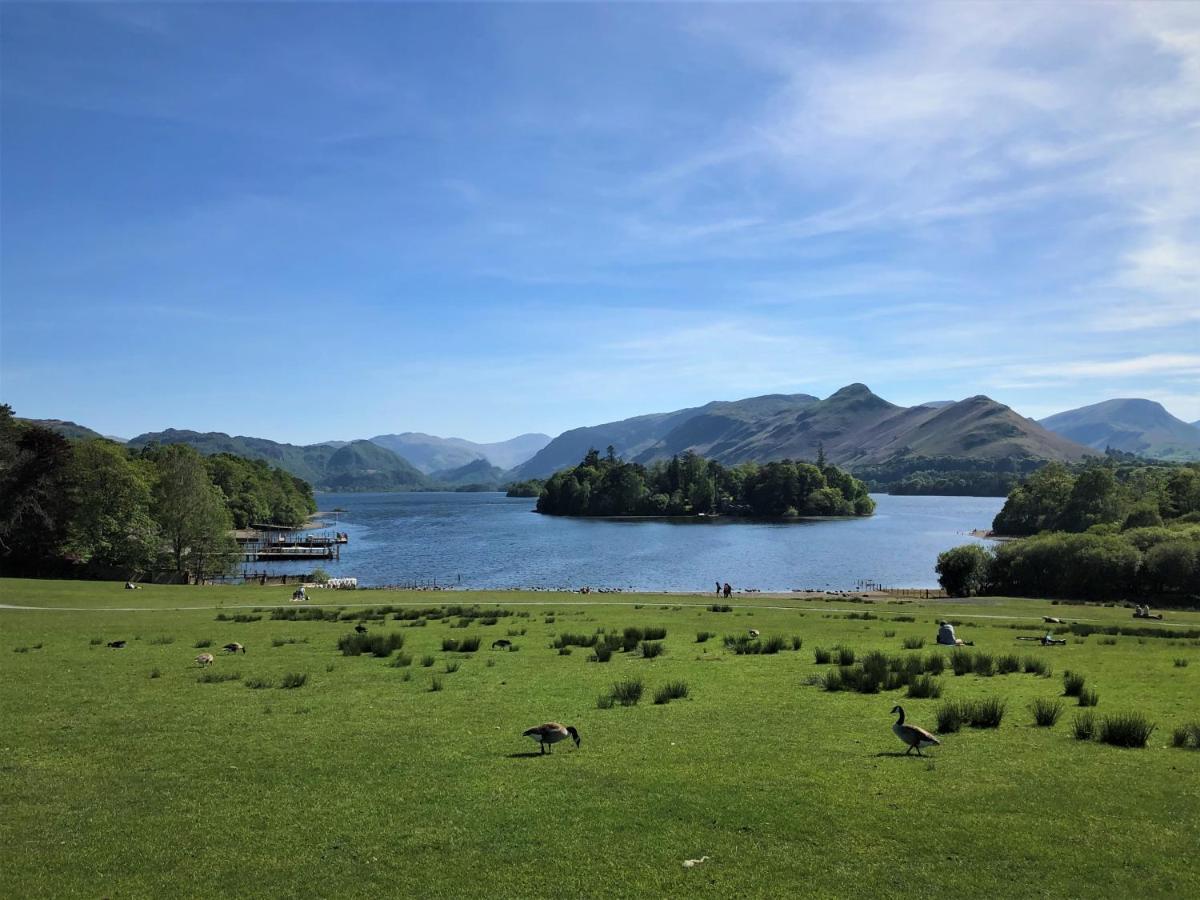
top-left (748, 629), bottom-right (760, 638)
top-left (107, 640), bottom-right (126, 649)
top-left (196, 653), bottom-right (215, 667)
top-left (491, 639), bottom-right (512, 650)
top-left (522, 723), bottom-right (580, 754)
top-left (221, 642), bottom-right (245, 654)
top-left (354, 624), bottom-right (368, 634)
top-left (891, 705), bottom-right (939, 756)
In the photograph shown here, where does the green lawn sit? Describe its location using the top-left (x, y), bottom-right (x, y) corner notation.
top-left (2, 579), bottom-right (1198, 898)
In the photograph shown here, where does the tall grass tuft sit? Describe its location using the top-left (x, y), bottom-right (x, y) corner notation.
top-left (554, 633), bottom-right (598, 649)
top-left (420, 655), bottom-right (435, 667)
top-left (590, 646), bottom-right (613, 663)
top-left (388, 652), bottom-right (413, 668)
top-left (1078, 687), bottom-right (1099, 707)
top-left (428, 677), bottom-right (444, 692)
top-left (610, 679), bottom-right (644, 706)
top-left (972, 653), bottom-right (995, 677)
top-left (1023, 656), bottom-right (1051, 677)
top-left (622, 627), bottom-right (645, 652)
top-left (1073, 711), bottom-right (1096, 740)
top-left (967, 697), bottom-right (1006, 728)
top-left (596, 694), bottom-right (615, 709)
top-left (1174, 658), bottom-right (1189, 668)
top-left (836, 646), bottom-right (856, 666)
top-left (279, 672), bottom-right (307, 689)
top-left (901, 636), bottom-right (925, 650)
top-left (1099, 712), bottom-right (1155, 748)
top-left (643, 626), bottom-right (667, 641)
top-left (935, 700), bottom-right (967, 733)
top-left (654, 681), bottom-right (690, 704)
top-left (444, 661), bottom-right (460, 673)
top-left (1030, 698), bottom-right (1064, 727)
top-left (1063, 671), bottom-right (1086, 697)
top-left (950, 648), bottom-right (973, 676)
top-left (925, 654), bottom-right (945, 676)
top-left (813, 647), bottom-right (832, 664)
top-left (193, 639), bottom-right (212, 649)
top-left (791, 635), bottom-right (803, 651)
top-left (696, 631), bottom-right (714, 643)
top-left (338, 632), bottom-right (405, 658)
top-left (245, 676), bottom-right (272, 689)
top-left (907, 675), bottom-right (942, 699)
top-left (997, 654), bottom-right (1021, 675)
top-left (640, 641), bottom-right (665, 659)
top-left (197, 672), bottom-right (241, 684)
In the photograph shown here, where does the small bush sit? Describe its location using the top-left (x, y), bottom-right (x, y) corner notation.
top-left (972, 653), bottom-right (995, 677)
top-left (1063, 671), bottom-right (1086, 697)
top-left (610, 679), bottom-right (644, 706)
top-left (1171, 725), bottom-right (1190, 748)
top-left (558, 647), bottom-right (572, 656)
top-left (245, 677), bottom-right (272, 689)
top-left (1023, 656), bottom-right (1051, 676)
top-left (935, 700), bottom-right (967, 733)
top-left (1078, 687), bottom-right (1099, 707)
top-left (836, 646), bottom-right (856, 666)
top-left (654, 681), bottom-right (690, 704)
top-left (967, 697), bottom-right (1006, 728)
top-left (389, 653), bottom-right (413, 668)
top-left (1073, 711), bottom-right (1096, 740)
top-left (902, 636), bottom-right (925, 650)
top-left (554, 632), bottom-right (598, 649)
top-left (1099, 712), bottom-right (1155, 748)
top-left (813, 647), bottom-right (832, 664)
top-left (197, 672), bottom-right (241, 684)
top-left (621, 627), bottom-right (645, 652)
top-left (643, 626), bottom-right (667, 640)
top-left (590, 646), bottom-right (613, 663)
top-left (193, 639), bottom-right (212, 649)
top-left (444, 661), bottom-right (460, 673)
top-left (907, 675), bottom-right (942, 699)
top-left (950, 649), bottom-right (973, 676)
top-left (790, 635), bottom-right (803, 651)
top-left (997, 654), bottom-right (1021, 675)
top-left (429, 677), bottom-right (444, 692)
top-left (925, 654), bottom-right (945, 676)
top-left (696, 631), bottom-right (714, 643)
top-left (641, 641), bottom-right (665, 659)
top-left (420, 655), bottom-right (435, 667)
top-left (1030, 698), bottom-right (1064, 727)
top-left (761, 635), bottom-right (786, 654)
top-left (883, 630), bottom-right (897, 638)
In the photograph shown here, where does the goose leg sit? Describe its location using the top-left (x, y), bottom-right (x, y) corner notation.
top-left (916, 746), bottom-right (924, 757)
top-left (905, 745), bottom-right (913, 755)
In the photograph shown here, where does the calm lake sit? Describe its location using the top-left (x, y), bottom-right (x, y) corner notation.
top-left (254, 492), bottom-right (1003, 592)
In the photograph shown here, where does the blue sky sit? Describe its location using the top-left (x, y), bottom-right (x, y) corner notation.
top-left (2, 2), bottom-right (1198, 443)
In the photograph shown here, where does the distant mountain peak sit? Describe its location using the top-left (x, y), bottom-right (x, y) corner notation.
top-left (1040, 398), bottom-right (1200, 461)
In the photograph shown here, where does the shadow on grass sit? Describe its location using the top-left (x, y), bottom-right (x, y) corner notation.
top-left (506, 751), bottom-right (547, 759)
top-left (873, 751), bottom-right (926, 758)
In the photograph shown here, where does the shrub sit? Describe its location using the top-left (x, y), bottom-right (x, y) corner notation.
top-left (901, 636), bottom-right (925, 650)
top-left (1099, 712), bottom-right (1155, 748)
top-left (420, 655), bottom-right (435, 667)
top-left (610, 679), bottom-right (644, 706)
top-left (401, 669), bottom-right (412, 682)
top-left (762, 635), bottom-right (786, 655)
top-left (1063, 671), bottom-right (1086, 697)
top-left (791, 635), bottom-right (803, 651)
top-left (950, 648), bottom-right (973, 676)
top-left (1073, 711), bottom-right (1096, 740)
top-left (813, 647), bottom-right (832, 664)
top-left (654, 681), bottom-right (689, 704)
top-left (967, 697), bottom-right (1006, 728)
top-left (389, 653), bottom-right (413, 668)
top-left (972, 653), bottom-right (995, 677)
top-left (339, 632), bottom-right (405, 658)
top-left (640, 641), bottom-right (665, 659)
top-left (245, 677), bottom-right (272, 689)
top-left (458, 636), bottom-right (481, 653)
top-left (836, 646), bottom-right (856, 666)
top-left (997, 654), bottom-right (1021, 675)
top-left (590, 646), bottom-right (613, 663)
top-left (444, 661), bottom-right (460, 673)
top-left (1030, 698), bottom-right (1064, 726)
top-left (1023, 657), bottom-right (1051, 676)
top-left (1078, 687), bottom-right (1099, 707)
top-left (554, 632), bottom-right (597, 649)
top-left (925, 654), bottom-right (945, 676)
top-left (643, 626), bottom-right (667, 640)
top-left (429, 677), bottom-right (444, 692)
top-left (907, 675), bottom-right (942, 699)
top-left (194, 639), bottom-right (212, 649)
top-left (935, 700), bottom-right (967, 733)
top-left (621, 627), bottom-right (645, 652)
top-left (936, 544), bottom-right (992, 596)
top-left (696, 631), bottom-right (714, 643)
top-left (441, 638), bottom-right (459, 652)
top-left (197, 672), bottom-right (241, 684)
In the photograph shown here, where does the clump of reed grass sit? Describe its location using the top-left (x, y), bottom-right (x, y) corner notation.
top-left (707, 604), bottom-right (732, 612)
top-left (608, 678), bottom-right (644, 706)
top-left (935, 700), bottom-right (967, 733)
top-left (590, 646), bottom-right (613, 663)
top-left (925, 654), bottom-right (945, 676)
top-left (813, 647), bottom-right (832, 664)
top-left (972, 653), bottom-right (995, 677)
top-left (836, 646), bottom-right (856, 666)
top-left (339, 632), bottom-right (405, 658)
top-left (558, 647), bottom-right (572, 656)
top-left (596, 694), bottom-right (615, 709)
top-left (1022, 656), bottom-right (1051, 676)
top-left (149, 636), bottom-right (175, 645)
top-left (997, 654), bottom-right (1021, 675)
top-left (279, 672), bottom-right (307, 689)
top-left (1099, 712), bottom-right (1155, 748)
top-left (444, 661), bottom-right (460, 673)
top-left (883, 630), bottom-right (897, 638)
top-left (1030, 697), bottom-right (1064, 727)
top-left (1174, 658), bottom-right (1189, 668)
top-left (967, 697), bottom-right (1006, 728)
top-left (790, 635), bottom-right (803, 651)
top-left (388, 653), bottom-right (413, 668)
top-left (1170, 723), bottom-right (1200, 748)
top-left (420, 655), bottom-right (435, 667)
top-left (197, 672), bottom-right (241, 684)
top-left (1078, 687), bottom-right (1099, 707)
top-left (696, 631), bottom-right (714, 643)
top-left (554, 632), bottom-right (598, 649)
top-left (1073, 711), bottom-right (1096, 740)
top-left (654, 681), bottom-right (689, 705)
top-left (907, 675), bottom-right (942, 699)
top-left (193, 639), bottom-right (212, 649)
top-left (902, 636), bottom-right (925, 650)
top-left (90, 638), bottom-right (103, 646)
top-left (640, 641), bottom-right (665, 659)
top-left (245, 677), bottom-right (272, 689)
top-left (643, 626), bottom-right (667, 640)
top-left (950, 648), bottom-right (973, 676)
top-left (428, 677), bottom-right (444, 692)
top-left (1063, 671), bottom-right (1086, 697)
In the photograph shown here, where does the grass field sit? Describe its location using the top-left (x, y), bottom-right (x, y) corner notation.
top-left (2, 579), bottom-right (1199, 898)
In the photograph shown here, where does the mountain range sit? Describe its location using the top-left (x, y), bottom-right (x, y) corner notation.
top-left (512, 384), bottom-right (1093, 478)
top-left (1038, 399), bottom-right (1200, 461)
top-left (369, 432), bottom-right (551, 473)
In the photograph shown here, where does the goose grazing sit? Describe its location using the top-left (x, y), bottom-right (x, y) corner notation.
top-left (196, 653), bottom-right (215, 667)
top-left (221, 642), bottom-right (245, 654)
top-left (748, 629), bottom-right (760, 638)
top-left (491, 639), bottom-right (512, 650)
top-left (354, 623), bottom-right (368, 634)
top-left (891, 705), bottom-right (939, 756)
top-left (522, 723), bottom-right (581, 754)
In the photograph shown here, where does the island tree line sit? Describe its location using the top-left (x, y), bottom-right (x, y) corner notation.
top-left (536, 447), bottom-right (875, 518)
top-left (0, 405), bottom-right (316, 581)
top-left (937, 458), bottom-right (1200, 603)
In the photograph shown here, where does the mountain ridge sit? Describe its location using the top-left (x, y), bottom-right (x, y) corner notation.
top-left (1039, 398), bottom-right (1200, 461)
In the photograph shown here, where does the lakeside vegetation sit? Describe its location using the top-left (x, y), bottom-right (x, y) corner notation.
top-left (2, 581), bottom-right (1197, 897)
top-left (937, 458), bottom-right (1200, 602)
top-left (0, 406), bottom-right (315, 581)
top-left (536, 448), bottom-right (874, 518)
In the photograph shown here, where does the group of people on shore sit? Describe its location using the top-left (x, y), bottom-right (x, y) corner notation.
top-left (715, 581), bottom-right (732, 598)
top-left (1133, 605), bottom-right (1163, 620)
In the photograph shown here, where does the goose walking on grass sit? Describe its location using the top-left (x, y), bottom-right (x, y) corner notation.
top-left (891, 705), bottom-right (939, 756)
top-left (522, 723), bottom-right (580, 754)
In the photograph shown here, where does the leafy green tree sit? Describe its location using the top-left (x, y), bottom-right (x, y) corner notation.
top-left (1143, 541), bottom-right (1197, 594)
top-left (0, 407), bottom-right (75, 574)
top-left (1059, 467), bottom-right (1125, 532)
top-left (936, 544), bottom-right (993, 596)
top-left (66, 440), bottom-right (158, 573)
top-left (152, 445), bottom-right (238, 579)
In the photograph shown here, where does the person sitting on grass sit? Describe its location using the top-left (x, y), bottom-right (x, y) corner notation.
top-left (1040, 633), bottom-right (1067, 646)
top-left (936, 621), bottom-right (974, 647)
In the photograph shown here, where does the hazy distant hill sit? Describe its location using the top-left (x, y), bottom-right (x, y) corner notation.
top-left (128, 429), bottom-right (432, 491)
top-left (370, 431), bottom-right (551, 473)
top-left (430, 458), bottom-right (509, 488)
top-left (1040, 399), bottom-right (1200, 461)
top-left (515, 384), bottom-right (1092, 479)
top-left (18, 418), bottom-right (108, 441)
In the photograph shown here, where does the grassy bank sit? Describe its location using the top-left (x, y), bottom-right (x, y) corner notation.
top-left (2, 579), bottom-right (1198, 898)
